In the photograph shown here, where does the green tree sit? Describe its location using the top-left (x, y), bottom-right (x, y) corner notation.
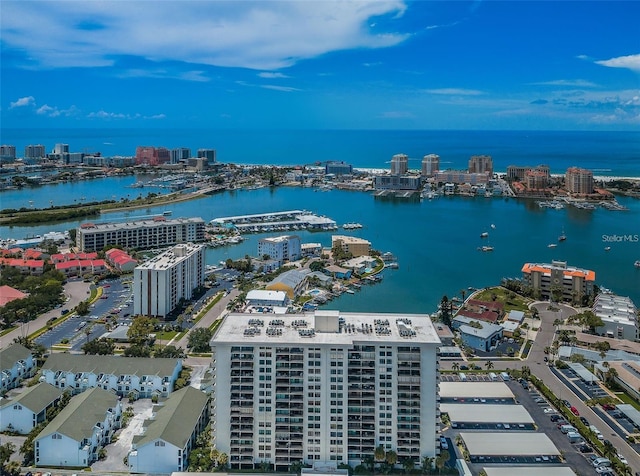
top-left (435, 450), bottom-right (449, 474)
top-left (0, 442), bottom-right (16, 473)
top-left (127, 316), bottom-right (157, 345)
top-left (385, 450), bottom-right (397, 467)
top-left (374, 445), bottom-right (386, 470)
top-left (439, 296), bottom-right (452, 327)
top-left (81, 337), bottom-right (115, 355)
top-left (451, 362), bottom-right (460, 371)
top-left (75, 300), bottom-right (91, 316)
top-left (401, 458), bottom-right (415, 474)
top-left (485, 360), bottom-right (494, 370)
top-left (602, 439), bottom-right (617, 461)
top-left (123, 344), bottom-right (152, 357)
top-left (188, 327), bottom-right (214, 353)
top-left (421, 456), bottom-right (434, 474)
top-left (154, 345), bottom-right (186, 359)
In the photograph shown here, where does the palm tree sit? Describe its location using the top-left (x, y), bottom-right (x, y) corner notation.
top-left (521, 366), bottom-right (531, 379)
top-left (435, 450), bottom-right (449, 474)
top-left (602, 440), bottom-right (616, 461)
top-left (605, 367), bottom-right (619, 387)
top-left (421, 456), bottom-right (434, 474)
top-left (385, 450), bottom-right (398, 468)
top-left (363, 455), bottom-right (375, 473)
top-left (401, 458), bottom-right (415, 474)
top-left (452, 362), bottom-right (460, 371)
top-left (374, 445), bottom-right (386, 467)
top-left (484, 360), bottom-right (494, 370)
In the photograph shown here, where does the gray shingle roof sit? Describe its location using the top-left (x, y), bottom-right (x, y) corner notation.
top-left (0, 344), bottom-right (32, 369)
top-left (37, 387), bottom-right (118, 442)
top-left (133, 386), bottom-right (209, 449)
top-left (42, 353), bottom-right (180, 377)
top-left (268, 269), bottom-right (308, 288)
top-left (1, 383), bottom-right (63, 413)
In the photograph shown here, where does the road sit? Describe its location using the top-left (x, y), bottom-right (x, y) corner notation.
top-left (442, 300), bottom-right (640, 471)
top-left (0, 279), bottom-right (90, 348)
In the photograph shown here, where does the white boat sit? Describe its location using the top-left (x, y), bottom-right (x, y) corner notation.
top-left (558, 228), bottom-right (567, 242)
top-left (548, 243), bottom-right (557, 248)
top-left (635, 260), bottom-right (640, 268)
top-left (479, 246), bottom-right (494, 252)
top-left (491, 224), bottom-right (496, 229)
top-left (162, 210), bottom-right (172, 216)
top-left (604, 247), bottom-right (611, 251)
top-left (480, 232), bottom-right (489, 238)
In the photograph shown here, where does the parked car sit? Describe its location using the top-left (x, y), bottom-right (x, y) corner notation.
top-left (578, 444), bottom-right (592, 453)
top-left (570, 406), bottom-right (580, 416)
top-left (563, 399), bottom-right (571, 408)
top-left (602, 403), bottom-right (616, 410)
top-left (439, 436), bottom-right (448, 450)
top-left (579, 416), bottom-right (589, 426)
top-left (550, 414), bottom-right (562, 422)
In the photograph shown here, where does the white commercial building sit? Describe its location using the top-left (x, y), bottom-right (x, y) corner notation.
top-left (257, 235), bottom-right (301, 265)
top-left (210, 310), bottom-right (441, 471)
top-left (134, 243), bottom-right (205, 318)
top-left (246, 290), bottom-right (288, 308)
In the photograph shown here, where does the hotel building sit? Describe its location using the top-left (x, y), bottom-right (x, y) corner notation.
top-left (76, 216), bottom-right (205, 252)
top-left (421, 154), bottom-right (440, 177)
top-left (565, 167), bottom-right (594, 194)
top-left (210, 310), bottom-right (441, 470)
top-left (258, 235), bottom-right (301, 265)
top-left (135, 146), bottom-right (171, 166)
top-left (134, 243), bottom-right (205, 318)
top-left (171, 147), bottom-right (191, 164)
top-left (24, 144), bottom-right (46, 159)
top-left (197, 148), bottom-right (217, 165)
top-left (506, 164), bottom-right (550, 182)
top-left (0, 145), bottom-right (16, 160)
top-left (390, 154), bottom-right (409, 175)
top-left (468, 155), bottom-right (493, 175)
top-left (325, 161), bottom-right (353, 176)
top-left (521, 260), bottom-right (595, 302)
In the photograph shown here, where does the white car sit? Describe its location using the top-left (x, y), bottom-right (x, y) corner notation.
top-left (595, 467), bottom-right (613, 475)
top-left (543, 408), bottom-right (556, 413)
top-left (617, 454), bottom-right (628, 465)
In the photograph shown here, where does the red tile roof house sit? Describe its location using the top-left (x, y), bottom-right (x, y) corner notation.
top-left (456, 299), bottom-right (505, 323)
top-left (55, 259), bottom-right (107, 277)
top-left (105, 249), bottom-right (138, 272)
top-left (0, 285), bottom-right (28, 306)
top-left (0, 258), bottom-right (46, 275)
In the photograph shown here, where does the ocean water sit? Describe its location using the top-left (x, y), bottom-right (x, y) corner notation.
top-left (2, 128), bottom-right (640, 176)
top-left (2, 183), bottom-right (639, 313)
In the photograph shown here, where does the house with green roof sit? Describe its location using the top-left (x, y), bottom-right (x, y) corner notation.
top-left (128, 386), bottom-right (209, 473)
top-left (1, 343), bottom-right (35, 393)
top-left (0, 383), bottom-right (64, 434)
top-left (34, 387), bottom-right (121, 468)
top-left (40, 353), bottom-right (181, 397)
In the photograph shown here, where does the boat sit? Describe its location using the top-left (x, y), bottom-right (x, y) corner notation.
top-left (479, 246), bottom-right (494, 252)
top-left (491, 224), bottom-right (496, 229)
top-left (387, 262), bottom-right (399, 269)
top-left (480, 232), bottom-right (489, 238)
top-left (635, 260), bottom-right (640, 268)
top-left (548, 243), bottom-right (557, 248)
top-left (163, 210), bottom-right (172, 216)
top-left (558, 228), bottom-right (567, 242)
top-left (604, 247), bottom-right (611, 251)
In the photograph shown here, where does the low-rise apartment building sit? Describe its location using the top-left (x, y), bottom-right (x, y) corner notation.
top-left (40, 354), bottom-right (182, 398)
top-left (521, 260), bottom-right (595, 303)
top-left (34, 387), bottom-right (122, 468)
top-left (0, 343), bottom-right (35, 392)
top-left (0, 383), bottom-right (64, 434)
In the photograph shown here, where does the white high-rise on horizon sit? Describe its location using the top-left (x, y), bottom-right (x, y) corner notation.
top-left (421, 154), bottom-right (440, 177)
top-left (210, 310), bottom-right (441, 471)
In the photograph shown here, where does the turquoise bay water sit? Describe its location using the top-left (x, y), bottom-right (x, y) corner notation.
top-left (2, 183), bottom-right (639, 313)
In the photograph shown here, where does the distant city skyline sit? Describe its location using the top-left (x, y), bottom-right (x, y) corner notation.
top-left (2, 1), bottom-right (639, 131)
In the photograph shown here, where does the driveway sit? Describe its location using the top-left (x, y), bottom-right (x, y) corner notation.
top-left (91, 398), bottom-right (154, 472)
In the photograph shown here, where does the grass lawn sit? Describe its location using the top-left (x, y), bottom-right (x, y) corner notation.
top-left (472, 286), bottom-right (532, 312)
top-left (614, 392), bottom-right (640, 412)
top-left (155, 330), bottom-right (179, 340)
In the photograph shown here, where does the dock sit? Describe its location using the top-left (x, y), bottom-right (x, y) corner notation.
top-left (210, 210), bottom-right (338, 233)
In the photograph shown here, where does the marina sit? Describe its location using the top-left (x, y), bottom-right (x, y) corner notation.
top-left (210, 210), bottom-right (338, 234)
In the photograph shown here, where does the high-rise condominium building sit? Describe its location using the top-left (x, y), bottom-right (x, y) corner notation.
top-left (325, 161), bottom-right (353, 176)
top-left (171, 147), bottom-right (191, 164)
top-left (0, 145), bottom-right (16, 160)
top-left (210, 310), bottom-right (441, 470)
top-left (76, 217), bottom-right (205, 252)
top-left (197, 149), bottom-right (217, 165)
top-left (24, 145), bottom-right (46, 159)
top-left (390, 154), bottom-right (409, 175)
top-left (53, 143), bottom-right (69, 154)
top-left (565, 167), bottom-right (594, 194)
top-left (468, 155), bottom-right (493, 174)
top-left (421, 154), bottom-right (440, 177)
top-left (133, 243), bottom-right (205, 318)
top-left (135, 146), bottom-right (171, 166)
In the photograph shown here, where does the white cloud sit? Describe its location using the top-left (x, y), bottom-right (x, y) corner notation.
top-left (86, 109), bottom-right (165, 120)
top-left (261, 85), bottom-right (300, 92)
top-left (36, 104), bottom-right (59, 117)
top-left (531, 79), bottom-right (598, 88)
top-left (424, 88), bottom-right (484, 96)
top-left (9, 96), bottom-right (35, 108)
top-left (2, 1), bottom-right (409, 70)
top-left (595, 54), bottom-right (640, 72)
top-left (258, 72), bottom-right (289, 79)
top-left (117, 69), bottom-right (210, 82)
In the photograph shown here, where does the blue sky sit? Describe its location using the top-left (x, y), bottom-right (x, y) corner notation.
top-left (2, 1), bottom-right (639, 130)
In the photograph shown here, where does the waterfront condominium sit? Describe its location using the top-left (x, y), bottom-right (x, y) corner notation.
top-left (76, 216), bottom-right (205, 252)
top-left (565, 167), bottom-right (594, 195)
top-left (521, 260), bottom-right (595, 303)
top-left (421, 154), bottom-right (440, 177)
top-left (133, 243), bottom-right (205, 319)
top-left (468, 155), bottom-right (493, 175)
top-left (197, 148), bottom-right (217, 165)
top-left (390, 153), bottom-right (409, 175)
top-left (257, 235), bottom-right (302, 265)
top-left (210, 310), bottom-right (441, 471)
top-left (331, 235), bottom-right (371, 257)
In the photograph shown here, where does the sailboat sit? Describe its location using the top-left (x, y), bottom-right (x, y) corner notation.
top-left (558, 228), bottom-right (567, 242)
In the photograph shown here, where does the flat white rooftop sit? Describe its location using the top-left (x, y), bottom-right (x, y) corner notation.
top-left (484, 467), bottom-right (575, 476)
top-left (440, 404), bottom-right (534, 423)
top-left (212, 311), bottom-right (441, 345)
top-left (439, 382), bottom-right (514, 399)
top-left (461, 432), bottom-right (560, 456)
